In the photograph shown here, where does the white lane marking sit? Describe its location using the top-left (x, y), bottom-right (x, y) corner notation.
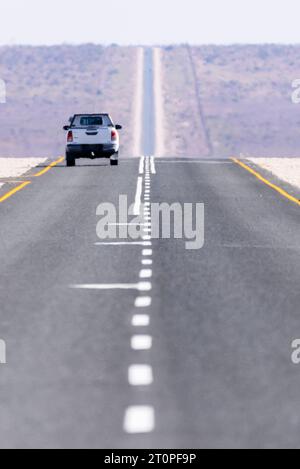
top-left (71, 282), bottom-right (152, 291)
top-left (139, 156), bottom-right (145, 175)
top-left (139, 282), bottom-right (152, 291)
top-left (107, 223), bottom-right (144, 226)
top-left (142, 236), bottom-right (152, 241)
top-left (134, 176), bottom-right (143, 216)
top-left (135, 296), bottom-right (152, 307)
top-left (95, 241), bottom-right (152, 246)
top-left (142, 259), bottom-right (153, 266)
top-left (155, 160), bottom-right (232, 164)
top-left (132, 315), bottom-right (150, 327)
top-left (150, 156), bottom-right (156, 174)
top-left (144, 216), bottom-right (151, 221)
top-left (131, 335), bottom-right (153, 351)
top-left (143, 228), bottom-right (152, 234)
top-left (140, 269), bottom-right (153, 279)
top-left (124, 406), bottom-right (155, 434)
top-left (142, 249), bottom-right (153, 256)
top-left (128, 365), bottom-right (153, 386)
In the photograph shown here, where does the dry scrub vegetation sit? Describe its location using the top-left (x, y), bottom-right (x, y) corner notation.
top-left (161, 45), bottom-right (300, 158)
top-left (0, 45), bottom-right (137, 157)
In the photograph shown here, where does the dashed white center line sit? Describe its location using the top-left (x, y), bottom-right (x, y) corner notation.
top-left (142, 259), bottom-right (153, 266)
top-left (124, 406), bottom-right (155, 434)
top-left (139, 156), bottom-right (145, 175)
top-left (128, 364), bottom-right (153, 386)
top-left (122, 156), bottom-right (156, 436)
top-left (150, 156), bottom-right (156, 174)
top-left (71, 282), bottom-right (152, 291)
top-left (132, 315), bottom-right (150, 327)
top-left (135, 296), bottom-right (152, 307)
top-left (95, 241), bottom-right (152, 246)
top-left (140, 269), bottom-right (153, 279)
top-left (131, 335), bottom-right (153, 351)
top-left (134, 176), bottom-right (143, 216)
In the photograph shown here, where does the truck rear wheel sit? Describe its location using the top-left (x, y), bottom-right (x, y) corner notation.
top-left (66, 153), bottom-right (76, 167)
top-left (110, 152), bottom-right (119, 166)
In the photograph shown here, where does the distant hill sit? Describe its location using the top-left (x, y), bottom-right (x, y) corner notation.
top-left (0, 45), bottom-right (137, 157)
top-left (161, 45), bottom-right (300, 157)
top-left (1, 44), bottom-right (300, 159)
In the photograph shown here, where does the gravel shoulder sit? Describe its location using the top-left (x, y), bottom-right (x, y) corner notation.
top-left (0, 158), bottom-right (47, 179)
top-left (248, 158), bottom-right (300, 191)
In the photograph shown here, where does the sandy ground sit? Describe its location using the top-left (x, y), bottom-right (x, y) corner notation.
top-left (248, 158), bottom-right (300, 190)
top-left (0, 158), bottom-right (47, 179)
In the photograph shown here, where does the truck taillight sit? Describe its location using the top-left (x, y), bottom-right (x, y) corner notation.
top-left (111, 130), bottom-right (117, 142)
top-left (67, 131), bottom-right (73, 143)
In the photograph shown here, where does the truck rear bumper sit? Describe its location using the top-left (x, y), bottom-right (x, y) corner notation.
top-left (67, 144), bottom-right (118, 158)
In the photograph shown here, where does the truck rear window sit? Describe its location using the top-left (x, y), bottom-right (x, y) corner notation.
top-left (71, 115), bottom-right (113, 127)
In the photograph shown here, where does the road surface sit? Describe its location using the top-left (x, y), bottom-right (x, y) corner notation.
top-left (0, 49), bottom-right (300, 449)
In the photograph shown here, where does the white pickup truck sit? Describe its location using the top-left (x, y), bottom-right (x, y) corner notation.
top-left (63, 114), bottom-right (122, 167)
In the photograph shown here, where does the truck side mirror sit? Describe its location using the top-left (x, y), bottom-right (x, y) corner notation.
top-left (63, 125), bottom-right (70, 131)
top-left (115, 125), bottom-right (122, 130)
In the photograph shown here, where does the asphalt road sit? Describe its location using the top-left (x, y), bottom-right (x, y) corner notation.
top-left (1, 50), bottom-right (300, 449)
top-left (1, 156), bottom-right (300, 449)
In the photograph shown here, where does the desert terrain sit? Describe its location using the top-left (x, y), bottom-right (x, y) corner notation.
top-left (1, 44), bottom-right (300, 161)
top-left (0, 45), bottom-right (137, 157)
top-left (161, 45), bottom-right (300, 158)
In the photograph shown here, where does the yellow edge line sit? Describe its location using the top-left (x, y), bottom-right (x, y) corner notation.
top-left (0, 181), bottom-right (31, 203)
top-left (34, 156), bottom-right (64, 177)
top-left (0, 156), bottom-right (64, 204)
top-left (232, 158), bottom-right (300, 207)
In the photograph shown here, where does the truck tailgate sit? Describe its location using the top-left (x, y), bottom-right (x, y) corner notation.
top-left (72, 127), bottom-right (111, 144)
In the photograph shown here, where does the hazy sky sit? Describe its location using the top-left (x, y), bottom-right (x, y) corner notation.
top-left (1, 0), bottom-right (300, 45)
